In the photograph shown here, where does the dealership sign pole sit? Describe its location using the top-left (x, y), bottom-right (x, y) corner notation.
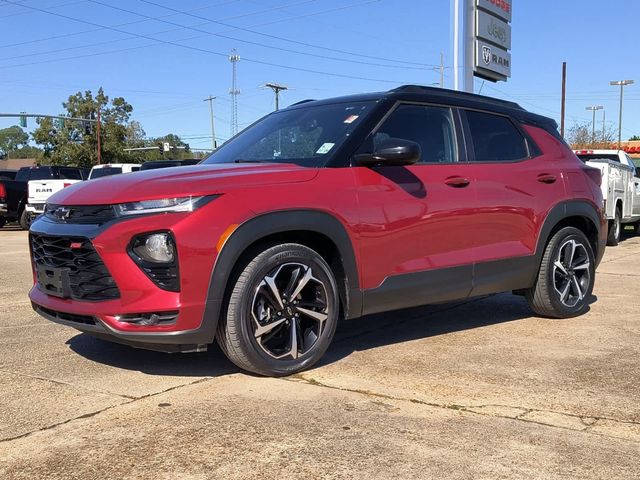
top-left (455, 0), bottom-right (512, 91)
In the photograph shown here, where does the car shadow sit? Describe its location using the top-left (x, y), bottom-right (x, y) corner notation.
top-left (66, 292), bottom-right (597, 377)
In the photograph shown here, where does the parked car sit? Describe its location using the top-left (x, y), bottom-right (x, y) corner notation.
top-left (1, 165), bottom-right (88, 229)
top-left (25, 167), bottom-right (89, 227)
top-left (575, 149), bottom-right (640, 242)
top-left (139, 159), bottom-right (201, 170)
top-left (88, 163), bottom-right (141, 179)
top-left (0, 169), bottom-right (17, 181)
top-left (29, 85), bottom-right (606, 376)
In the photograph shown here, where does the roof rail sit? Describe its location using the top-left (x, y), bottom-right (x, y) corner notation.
top-left (388, 84), bottom-right (523, 111)
top-left (290, 99), bottom-right (316, 106)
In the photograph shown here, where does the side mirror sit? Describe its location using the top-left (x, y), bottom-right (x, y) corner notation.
top-left (354, 138), bottom-right (421, 167)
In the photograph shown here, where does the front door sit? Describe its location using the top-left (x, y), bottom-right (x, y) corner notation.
top-left (353, 103), bottom-right (477, 315)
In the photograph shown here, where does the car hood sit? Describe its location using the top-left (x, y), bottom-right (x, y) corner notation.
top-left (49, 163), bottom-right (319, 205)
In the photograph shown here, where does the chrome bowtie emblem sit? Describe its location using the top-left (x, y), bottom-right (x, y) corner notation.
top-left (53, 207), bottom-right (71, 220)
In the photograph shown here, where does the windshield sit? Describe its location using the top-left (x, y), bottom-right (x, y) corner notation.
top-left (203, 101), bottom-right (373, 167)
top-left (89, 167), bottom-right (123, 179)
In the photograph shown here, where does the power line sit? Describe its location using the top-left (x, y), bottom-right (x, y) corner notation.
top-left (0, 0), bottom-right (409, 85)
top-left (86, 0), bottom-right (432, 71)
top-left (138, 0), bottom-right (441, 68)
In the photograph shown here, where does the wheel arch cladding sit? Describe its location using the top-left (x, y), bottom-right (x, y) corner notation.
top-left (201, 210), bottom-right (362, 341)
top-left (536, 200), bottom-right (601, 265)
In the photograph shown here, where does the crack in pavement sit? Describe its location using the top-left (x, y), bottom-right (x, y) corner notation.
top-left (288, 375), bottom-right (640, 444)
top-left (0, 369), bottom-right (137, 400)
top-left (0, 376), bottom-right (214, 444)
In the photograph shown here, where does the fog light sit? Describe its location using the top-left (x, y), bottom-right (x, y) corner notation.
top-left (133, 233), bottom-right (175, 263)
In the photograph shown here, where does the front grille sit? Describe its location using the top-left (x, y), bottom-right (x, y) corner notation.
top-left (45, 204), bottom-right (116, 224)
top-left (31, 233), bottom-right (120, 301)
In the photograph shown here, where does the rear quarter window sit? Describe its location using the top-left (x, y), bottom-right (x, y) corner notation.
top-left (465, 110), bottom-right (529, 162)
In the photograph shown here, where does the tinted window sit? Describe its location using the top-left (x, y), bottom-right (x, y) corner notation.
top-left (466, 110), bottom-right (528, 162)
top-left (374, 105), bottom-right (457, 163)
top-left (89, 167), bottom-right (122, 179)
top-left (59, 168), bottom-right (82, 180)
top-left (16, 167), bottom-right (53, 181)
top-left (576, 154), bottom-right (620, 163)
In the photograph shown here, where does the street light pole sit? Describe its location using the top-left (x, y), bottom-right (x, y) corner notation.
top-left (610, 79), bottom-right (634, 149)
top-left (586, 105), bottom-right (603, 145)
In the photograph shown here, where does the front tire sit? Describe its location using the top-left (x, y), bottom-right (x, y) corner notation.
top-left (606, 208), bottom-right (622, 246)
top-left (526, 227), bottom-right (595, 319)
top-left (217, 243), bottom-right (339, 376)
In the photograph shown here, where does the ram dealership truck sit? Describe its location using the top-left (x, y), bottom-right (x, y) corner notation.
top-left (23, 166), bottom-right (88, 228)
top-left (575, 149), bottom-right (640, 244)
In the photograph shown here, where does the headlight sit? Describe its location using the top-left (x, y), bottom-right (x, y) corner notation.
top-left (114, 196), bottom-right (215, 216)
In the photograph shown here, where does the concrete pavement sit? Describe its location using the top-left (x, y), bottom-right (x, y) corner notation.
top-left (1, 228), bottom-right (639, 479)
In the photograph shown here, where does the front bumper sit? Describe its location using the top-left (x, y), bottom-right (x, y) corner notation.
top-left (28, 195), bottom-right (250, 351)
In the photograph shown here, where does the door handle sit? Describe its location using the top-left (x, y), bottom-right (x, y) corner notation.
top-left (537, 174), bottom-right (556, 184)
top-left (444, 177), bottom-right (470, 188)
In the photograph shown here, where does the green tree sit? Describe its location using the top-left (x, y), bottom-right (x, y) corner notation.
top-left (0, 125), bottom-right (29, 154)
top-left (629, 135), bottom-right (640, 141)
top-left (32, 88), bottom-right (139, 167)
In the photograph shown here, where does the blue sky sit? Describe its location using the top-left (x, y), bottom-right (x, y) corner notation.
top-left (1, 0), bottom-right (639, 150)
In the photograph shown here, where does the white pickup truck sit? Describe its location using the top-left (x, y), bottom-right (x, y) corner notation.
top-left (25, 167), bottom-right (88, 222)
top-left (575, 149), bottom-right (640, 245)
top-left (88, 163), bottom-right (140, 179)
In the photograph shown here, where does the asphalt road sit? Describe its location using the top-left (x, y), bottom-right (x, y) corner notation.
top-left (1, 227), bottom-right (639, 479)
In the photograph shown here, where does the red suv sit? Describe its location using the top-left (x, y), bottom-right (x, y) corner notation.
top-left (29, 85), bottom-right (606, 376)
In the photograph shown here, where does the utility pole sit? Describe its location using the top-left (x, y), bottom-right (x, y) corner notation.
top-left (586, 105), bottom-right (603, 145)
top-left (440, 52), bottom-right (445, 88)
top-left (96, 107), bottom-right (102, 165)
top-left (229, 49), bottom-right (240, 136)
top-left (610, 79), bottom-right (634, 149)
top-left (560, 62), bottom-right (567, 138)
top-left (264, 83), bottom-right (288, 111)
top-left (602, 109), bottom-right (606, 141)
top-left (203, 95), bottom-right (217, 150)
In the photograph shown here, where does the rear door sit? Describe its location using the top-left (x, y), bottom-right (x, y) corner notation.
top-left (354, 103), bottom-right (477, 313)
top-left (459, 109), bottom-right (566, 295)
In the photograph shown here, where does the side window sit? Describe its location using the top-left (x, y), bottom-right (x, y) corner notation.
top-left (59, 168), bottom-right (82, 180)
top-left (465, 110), bottom-right (528, 162)
top-left (374, 105), bottom-right (457, 163)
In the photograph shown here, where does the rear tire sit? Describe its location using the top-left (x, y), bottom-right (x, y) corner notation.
top-left (19, 209), bottom-right (31, 230)
top-left (217, 243), bottom-right (339, 376)
top-left (0, 216), bottom-right (5, 228)
top-left (606, 208), bottom-right (621, 246)
top-left (526, 227), bottom-right (595, 319)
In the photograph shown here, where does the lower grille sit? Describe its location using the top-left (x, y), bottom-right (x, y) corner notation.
top-left (30, 233), bottom-right (120, 301)
top-left (35, 304), bottom-right (97, 326)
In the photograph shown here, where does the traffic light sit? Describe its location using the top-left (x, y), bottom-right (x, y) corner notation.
top-left (19, 112), bottom-right (27, 128)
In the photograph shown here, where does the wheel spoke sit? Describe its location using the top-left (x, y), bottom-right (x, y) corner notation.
top-left (289, 316), bottom-right (298, 359)
top-left (573, 261), bottom-right (590, 271)
top-left (283, 266), bottom-right (303, 298)
top-left (554, 260), bottom-right (569, 276)
top-left (572, 276), bottom-right (584, 301)
top-left (567, 240), bottom-right (577, 265)
top-left (262, 275), bottom-right (284, 310)
top-left (254, 317), bottom-right (287, 339)
top-left (560, 280), bottom-right (571, 303)
top-left (295, 306), bottom-right (328, 323)
top-left (289, 266), bottom-right (313, 300)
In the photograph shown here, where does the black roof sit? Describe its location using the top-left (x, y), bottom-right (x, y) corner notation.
top-left (287, 84), bottom-right (556, 129)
